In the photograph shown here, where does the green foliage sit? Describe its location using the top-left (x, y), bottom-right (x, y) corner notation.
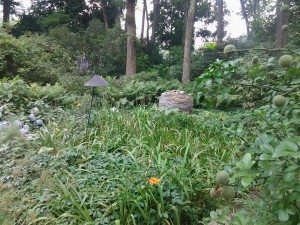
top-left (0, 32), bottom-right (74, 83)
top-left (231, 54), bottom-right (300, 224)
top-left (152, 0), bottom-right (213, 48)
top-left (38, 11), bottom-right (71, 31)
top-left (49, 20), bottom-right (127, 76)
top-left (187, 59), bottom-right (239, 109)
top-left (0, 106), bottom-right (243, 224)
top-left (100, 72), bottom-right (182, 108)
top-left (0, 77), bottom-right (77, 117)
top-left (0, 77), bottom-right (31, 110)
top-left (234, 103), bottom-right (300, 223)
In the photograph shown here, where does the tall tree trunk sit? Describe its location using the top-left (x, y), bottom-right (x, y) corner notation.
top-left (151, 0), bottom-right (160, 43)
top-left (146, 2), bottom-right (150, 42)
top-left (239, 0), bottom-right (250, 37)
top-left (182, 0), bottom-right (197, 84)
top-left (275, 0), bottom-right (289, 48)
top-left (216, 0), bottom-right (225, 45)
top-left (141, 0), bottom-right (146, 40)
top-left (126, 0), bottom-right (136, 76)
top-left (183, 4), bottom-right (189, 45)
top-left (100, 0), bottom-right (109, 30)
top-left (3, 0), bottom-right (10, 24)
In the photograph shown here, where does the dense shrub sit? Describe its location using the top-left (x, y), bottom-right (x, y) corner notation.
top-left (187, 47), bottom-right (299, 110)
top-left (98, 72), bottom-right (182, 108)
top-left (0, 32), bottom-right (74, 83)
top-left (0, 77), bottom-right (77, 115)
top-left (49, 20), bottom-right (162, 77)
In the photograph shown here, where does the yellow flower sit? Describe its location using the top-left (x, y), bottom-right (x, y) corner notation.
top-left (148, 177), bottom-right (161, 185)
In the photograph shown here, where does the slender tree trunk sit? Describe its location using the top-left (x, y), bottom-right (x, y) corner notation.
top-left (146, 1), bottom-right (150, 42)
top-left (182, 0), bottom-right (197, 84)
top-left (216, 0), bottom-right (225, 45)
top-left (141, 0), bottom-right (146, 40)
top-left (183, 4), bottom-right (189, 45)
top-left (151, 0), bottom-right (160, 43)
top-left (275, 0), bottom-right (289, 48)
top-left (3, 0), bottom-right (10, 24)
top-left (239, 0), bottom-right (250, 37)
top-left (126, 0), bottom-right (136, 76)
top-left (100, 0), bottom-right (109, 29)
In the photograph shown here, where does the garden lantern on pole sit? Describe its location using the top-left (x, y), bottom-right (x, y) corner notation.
top-left (84, 75), bottom-right (108, 125)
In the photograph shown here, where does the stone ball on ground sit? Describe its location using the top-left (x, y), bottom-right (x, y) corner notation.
top-left (14, 120), bottom-right (24, 128)
top-left (34, 119), bottom-right (44, 127)
top-left (30, 107), bottom-right (40, 115)
top-left (28, 114), bottom-right (37, 122)
top-left (158, 90), bottom-right (193, 113)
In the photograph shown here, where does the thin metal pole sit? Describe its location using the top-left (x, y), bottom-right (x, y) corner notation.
top-left (87, 87), bottom-right (96, 125)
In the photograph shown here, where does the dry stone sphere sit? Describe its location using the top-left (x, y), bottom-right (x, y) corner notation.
top-left (159, 90), bottom-right (193, 113)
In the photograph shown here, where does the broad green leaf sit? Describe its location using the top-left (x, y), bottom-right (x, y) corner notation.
top-left (241, 177), bottom-right (253, 187)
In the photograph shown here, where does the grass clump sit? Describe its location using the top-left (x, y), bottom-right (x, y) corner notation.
top-left (0, 108), bottom-right (244, 224)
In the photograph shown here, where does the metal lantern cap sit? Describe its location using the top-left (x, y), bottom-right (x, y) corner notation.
top-left (84, 75), bottom-right (108, 87)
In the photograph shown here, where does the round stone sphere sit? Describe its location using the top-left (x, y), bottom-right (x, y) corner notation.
top-left (158, 90), bottom-right (193, 113)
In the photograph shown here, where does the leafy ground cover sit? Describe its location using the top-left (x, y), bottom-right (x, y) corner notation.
top-left (0, 39), bottom-right (299, 224)
top-left (0, 105), bottom-right (250, 224)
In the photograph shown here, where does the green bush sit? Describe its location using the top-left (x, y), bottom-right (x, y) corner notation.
top-left (0, 32), bottom-right (74, 83)
top-left (0, 77), bottom-right (77, 116)
top-left (49, 20), bottom-right (127, 77)
top-left (234, 96), bottom-right (300, 224)
top-left (0, 77), bottom-right (31, 111)
top-left (100, 72), bottom-right (182, 108)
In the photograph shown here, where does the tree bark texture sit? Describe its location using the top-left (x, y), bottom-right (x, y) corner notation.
top-left (216, 0), bottom-right (225, 45)
top-left (239, 0), bottom-right (251, 37)
top-left (126, 0), bottom-right (136, 76)
top-left (146, 1), bottom-right (150, 42)
top-left (275, 0), bottom-right (289, 48)
top-left (141, 0), bottom-right (146, 39)
top-left (100, 0), bottom-right (109, 30)
top-left (151, 0), bottom-right (160, 43)
top-left (182, 0), bottom-right (197, 84)
top-left (3, 0), bottom-right (10, 23)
